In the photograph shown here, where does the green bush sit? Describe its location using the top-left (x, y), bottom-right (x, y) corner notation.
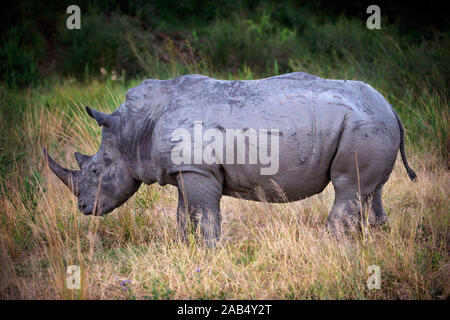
top-left (57, 13), bottom-right (154, 79)
top-left (0, 26), bottom-right (40, 87)
top-left (296, 15), bottom-right (448, 98)
top-left (194, 12), bottom-right (301, 74)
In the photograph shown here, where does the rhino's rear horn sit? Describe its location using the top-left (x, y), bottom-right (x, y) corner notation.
top-left (42, 147), bottom-right (79, 196)
top-left (85, 106), bottom-right (118, 128)
top-left (74, 152), bottom-right (90, 168)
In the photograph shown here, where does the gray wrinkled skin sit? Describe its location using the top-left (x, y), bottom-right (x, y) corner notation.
top-left (43, 72), bottom-right (417, 246)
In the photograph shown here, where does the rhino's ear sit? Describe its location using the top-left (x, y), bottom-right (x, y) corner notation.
top-left (85, 106), bottom-right (119, 128)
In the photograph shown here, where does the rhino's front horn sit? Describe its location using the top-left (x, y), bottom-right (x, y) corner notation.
top-left (42, 147), bottom-right (79, 196)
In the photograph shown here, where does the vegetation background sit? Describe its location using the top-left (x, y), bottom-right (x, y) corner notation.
top-left (0, 0), bottom-right (448, 299)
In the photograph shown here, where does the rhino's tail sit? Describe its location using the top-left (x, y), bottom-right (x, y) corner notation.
top-left (393, 109), bottom-right (418, 182)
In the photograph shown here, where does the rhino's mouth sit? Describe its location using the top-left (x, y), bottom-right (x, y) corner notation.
top-left (78, 201), bottom-right (114, 216)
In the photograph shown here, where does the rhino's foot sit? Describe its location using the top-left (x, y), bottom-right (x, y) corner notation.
top-left (326, 200), bottom-right (361, 238)
top-left (357, 186), bottom-right (389, 229)
top-left (368, 186), bottom-right (389, 227)
top-left (327, 184), bottom-right (389, 238)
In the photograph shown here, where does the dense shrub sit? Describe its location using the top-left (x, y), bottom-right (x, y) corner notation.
top-left (300, 16), bottom-right (449, 97)
top-left (0, 1), bottom-right (448, 100)
top-left (57, 13), bottom-right (154, 79)
top-left (0, 26), bottom-right (41, 87)
top-left (194, 12), bottom-right (301, 74)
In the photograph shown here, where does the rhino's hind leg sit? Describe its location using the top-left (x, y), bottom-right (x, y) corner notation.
top-left (326, 197), bottom-right (361, 237)
top-left (176, 171), bottom-right (223, 247)
top-left (327, 164), bottom-right (392, 237)
top-left (326, 121), bottom-right (397, 237)
top-left (326, 185), bottom-right (388, 237)
top-left (367, 185), bottom-right (388, 227)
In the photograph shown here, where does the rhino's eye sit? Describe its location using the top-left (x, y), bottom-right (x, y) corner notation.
top-left (92, 168), bottom-right (98, 174)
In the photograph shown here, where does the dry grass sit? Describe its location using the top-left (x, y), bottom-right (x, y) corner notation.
top-left (0, 85), bottom-right (448, 300)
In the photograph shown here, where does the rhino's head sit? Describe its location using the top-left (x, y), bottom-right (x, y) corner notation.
top-left (43, 106), bottom-right (141, 215)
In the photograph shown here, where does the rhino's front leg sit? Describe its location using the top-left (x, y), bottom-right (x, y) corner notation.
top-left (176, 171), bottom-right (223, 247)
top-left (176, 188), bottom-right (190, 243)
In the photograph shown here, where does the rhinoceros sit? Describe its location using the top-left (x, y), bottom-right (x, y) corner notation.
top-left (42, 72), bottom-right (417, 246)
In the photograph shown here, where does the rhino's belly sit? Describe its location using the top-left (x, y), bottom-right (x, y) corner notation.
top-left (219, 123), bottom-right (337, 202)
top-left (221, 161), bottom-right (331, 203)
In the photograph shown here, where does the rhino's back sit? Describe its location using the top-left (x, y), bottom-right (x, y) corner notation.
top-left (126, 72), bottom-right (392, 123)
